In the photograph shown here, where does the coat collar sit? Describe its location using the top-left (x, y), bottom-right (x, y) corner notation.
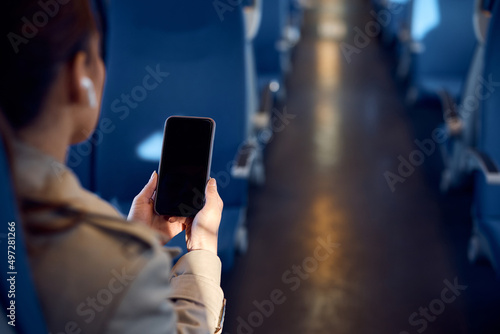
top-left (12, 140), bottom-right (122, 219)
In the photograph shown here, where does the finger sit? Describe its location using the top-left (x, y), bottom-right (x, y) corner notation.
top-left (204, 178), bottom-right (223, 211)
top-left (150, 190), bottom-right (157, 204)
top-left (136, 171), bottom-right (157, 201)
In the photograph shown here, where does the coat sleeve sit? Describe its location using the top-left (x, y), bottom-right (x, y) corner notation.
top-left (104, 247), bottom-right (224, 334)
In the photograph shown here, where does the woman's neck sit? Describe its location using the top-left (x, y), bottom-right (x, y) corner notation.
top-left (16, 109), bottom-right (72, 164)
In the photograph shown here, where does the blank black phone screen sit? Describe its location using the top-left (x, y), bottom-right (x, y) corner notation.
top-left (155, 117), bottom-right (214, 217)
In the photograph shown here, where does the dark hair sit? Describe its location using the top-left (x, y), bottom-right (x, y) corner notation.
top-left (0, 0), bottom-right (98, 130)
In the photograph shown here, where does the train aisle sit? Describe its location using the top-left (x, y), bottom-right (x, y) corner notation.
top-left (222, 0), bottom-right (500, 333)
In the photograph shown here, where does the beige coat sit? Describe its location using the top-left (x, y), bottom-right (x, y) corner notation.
top-left (12, 141), bottom-right (225, 333)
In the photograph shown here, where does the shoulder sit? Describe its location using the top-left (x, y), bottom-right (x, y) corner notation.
top-left (24, 208), bottom-right (173, 334)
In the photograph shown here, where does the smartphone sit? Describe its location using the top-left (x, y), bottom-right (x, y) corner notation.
top-left (154, 116), bottom-right (215, 217)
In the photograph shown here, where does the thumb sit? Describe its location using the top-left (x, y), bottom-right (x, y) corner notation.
top-left (136, 171), bottom-right (157, 200)
top-left (203, 178), bottom-right (223, 211)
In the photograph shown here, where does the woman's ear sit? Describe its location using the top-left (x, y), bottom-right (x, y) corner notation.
top-left (66, 35), bottom-right (104, 145)
top-left (80, 77), bottom-right (97, 108)
top-left (66, 48), bottom-right (102, 144)
top-left (68, 51), bottom-right (95, 107)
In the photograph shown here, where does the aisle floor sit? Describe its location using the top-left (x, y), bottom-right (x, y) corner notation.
top-left (222, 1), bottom-right (500, 333)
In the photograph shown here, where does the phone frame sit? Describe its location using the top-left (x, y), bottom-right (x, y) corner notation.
top-left (154, 115), bottom-right (216, 217)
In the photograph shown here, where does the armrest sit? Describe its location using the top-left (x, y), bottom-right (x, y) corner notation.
top-left (467, 148), bottom-right (500, 185)
top-left (231, 138), bottom-right (258, 179)
top-left (253, 82), bottom-right (277, 130)
top-left (439, 90), bottom-right (458, 119)
top-left (438, 90), bottom-right (463, 136)
top-left (398, 26), bottom-right (423, 54)
top-left (259, 82), bottom-right (275, 114)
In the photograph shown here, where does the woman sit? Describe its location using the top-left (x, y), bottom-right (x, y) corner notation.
top-left (0, 1), bottom-right (225, 333)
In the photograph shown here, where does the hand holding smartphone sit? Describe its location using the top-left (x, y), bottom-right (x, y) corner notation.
top-left (154, 116), bottom-right (215, 217)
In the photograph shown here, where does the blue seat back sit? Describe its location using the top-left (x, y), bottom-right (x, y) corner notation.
top-left (67, 144), bottom-right (94, 191)
top-left (254, 0), bottom-right (288, 85)
top-left (288, 0), bottom-right (304, 27)
top-left (475, 0), bottom-right (500, 219)
top-left (0, 136), bottom-right (47, 333)
top-left (483, 0), bottom-right (497, 10)
top-left (410, 0), bottom-right (476, 94)
top-left (96, 0), bottom-right (249, 209)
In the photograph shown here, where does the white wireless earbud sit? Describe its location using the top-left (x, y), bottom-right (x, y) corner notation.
top-left (81, 77), bottom-right (97, 108)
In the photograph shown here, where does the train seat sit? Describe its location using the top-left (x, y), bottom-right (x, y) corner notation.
top-left (439, 0), bottom-right (492, 191)
top-left (466, 0), bottom-right (500, 272)
top-left (399, 0), bottom-right (476, 102)
top-left (95, 0), bottom-right (255, 270)
top-left (0, 132), bottom-right (47, 333)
